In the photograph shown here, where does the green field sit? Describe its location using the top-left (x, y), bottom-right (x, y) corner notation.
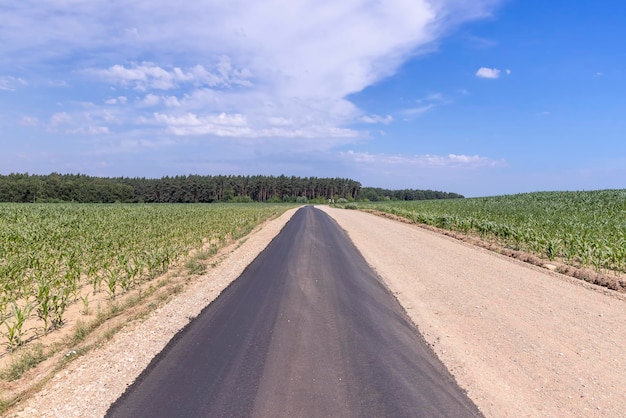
top-left (343, 190), bottom-right (626, 274)
top-left (0, 203), bottom-right (291, 349)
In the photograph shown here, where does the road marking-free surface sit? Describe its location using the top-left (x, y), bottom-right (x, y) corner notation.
top-left (107, 206), bottom-right (481, 417)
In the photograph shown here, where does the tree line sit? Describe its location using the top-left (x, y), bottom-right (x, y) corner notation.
top-left (0, 173), bottom-right (463, 203)
top-left (0, 173), bottom-right (360, 203)
top-left (358, 187), bottom-right (464, 201)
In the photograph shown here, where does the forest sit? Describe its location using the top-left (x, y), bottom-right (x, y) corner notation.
top-left (0, 173), bottom-right (463, 203)
top-left (358, 187), bottom-right (464, 201)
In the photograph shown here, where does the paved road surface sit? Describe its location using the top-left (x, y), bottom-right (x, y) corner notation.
top-left (107, 206), bottom-right (481, 417)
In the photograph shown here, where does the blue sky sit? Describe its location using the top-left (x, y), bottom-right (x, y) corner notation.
top-left (1, 0), bottom-right (624, 197)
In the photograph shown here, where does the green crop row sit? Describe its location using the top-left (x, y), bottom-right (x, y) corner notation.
top-left (0, 203), bottom-right (291, 350)
top-left (344, 190), bottom-right (626, 274)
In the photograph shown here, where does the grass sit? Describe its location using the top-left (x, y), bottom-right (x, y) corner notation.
top-left (1, 343), bottom-right (48, 381)
top-left (185, 258), bottom-right (207, 275)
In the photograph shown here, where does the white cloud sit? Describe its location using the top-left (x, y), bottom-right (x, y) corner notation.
top-left (47, 80), bottom-right (69, 88)
top-left (46, 110), bottom-right (116, 135)
top-left (0, 76), bottom-right (27, 91)
top-left (1, 1), bottom-right (501, 140)
top-left (102, 110), bottom-right (120, 123)
top-left (1, 0), bottom-right (504, 179)
top-left (154, 112), bottom-right (250, 137)
top-left (97, 63), bottom-right (186, 91)
top-left (95, 60), bottom-right (250, 91)
top-left (403, 104), bottom-right (436, 116)
top-left (402, 92), bottom-right (453, 117)
top-left (423, 93), bottom-right (445, 102)
top-left (155, 112), bottom-right (247, 127)
top-left (446, 153), bottom-right (499, 165)
top-left (20, 116), bottom-right (40, 126)
top-left (154, 111), bottom-right (358, 139)
top-left (163, 96), bottom-right (181, 107)
top-left (465, 34), bottom-right (498, 49)
top-left (69, 126), bottom-right (110, 135)
top-left (137, 94), bottom-right (180, 107)
top-left (49, 112), bottom-right (72, 127)
top-left (342, 150), bottom-right (506, 168)
top-left (105, 96), bottom-right (127, 105)
top-left (268, 117), bottom-right (293, 126)
top-left (141, 94), bottom-right (161, 106)
top-left (360, 114), bottom-right (393, 124)
top-left (476, 67), bottom-right (501, 79)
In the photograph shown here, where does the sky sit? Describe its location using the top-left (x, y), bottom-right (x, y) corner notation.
top-left (1, 1), bottom-right (625, 197)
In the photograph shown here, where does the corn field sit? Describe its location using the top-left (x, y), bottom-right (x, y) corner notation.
top-left (0, 203), bottom-right (289, 350)
top-left (349, 190), bottom-right (626, 274)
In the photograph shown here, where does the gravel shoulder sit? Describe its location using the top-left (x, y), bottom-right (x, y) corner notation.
top-left (318, 206), bottom-right (626, 417)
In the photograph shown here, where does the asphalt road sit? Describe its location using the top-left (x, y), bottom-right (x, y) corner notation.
top-left (107, 206), bottom-right (482, 417)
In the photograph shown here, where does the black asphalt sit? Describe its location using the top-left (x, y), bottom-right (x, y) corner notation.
top-left (107, 206), bottom-right (482, 417)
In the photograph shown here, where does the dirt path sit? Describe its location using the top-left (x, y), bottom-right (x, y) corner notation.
top-left (318, 206), bottom-right (626, 417)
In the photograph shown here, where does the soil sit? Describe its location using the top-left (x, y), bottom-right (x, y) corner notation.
top-left (5, 206), bottom-right (626, 417)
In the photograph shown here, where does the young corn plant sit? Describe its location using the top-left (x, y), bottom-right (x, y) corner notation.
top-left (546, 238), bottom-right (562, 261)
top-left (35, 278), bottom-right (52, 334)
top-left (87, 262), bottom-right (101, 295)
top-left (50, 287), bottom-right (70, 329)
top-left (80, 294), bottom-right (89, 315)
top-left (117, 254), bottom-right (131, 293)
top-left (3, 303), bottom-right (33, 351)
top-left (105, 267), bottom-right (118, 300)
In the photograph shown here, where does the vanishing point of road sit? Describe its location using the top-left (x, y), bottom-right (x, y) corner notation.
top-left (107, 206), bottom-right (481, 417)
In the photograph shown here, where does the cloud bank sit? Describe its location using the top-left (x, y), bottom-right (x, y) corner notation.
top-left (1, 1), bottom-right (501, 139)
top-left (343, 150), bottom-right (506, 169)
top-left (1, 0), bottom-right (506, 193)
